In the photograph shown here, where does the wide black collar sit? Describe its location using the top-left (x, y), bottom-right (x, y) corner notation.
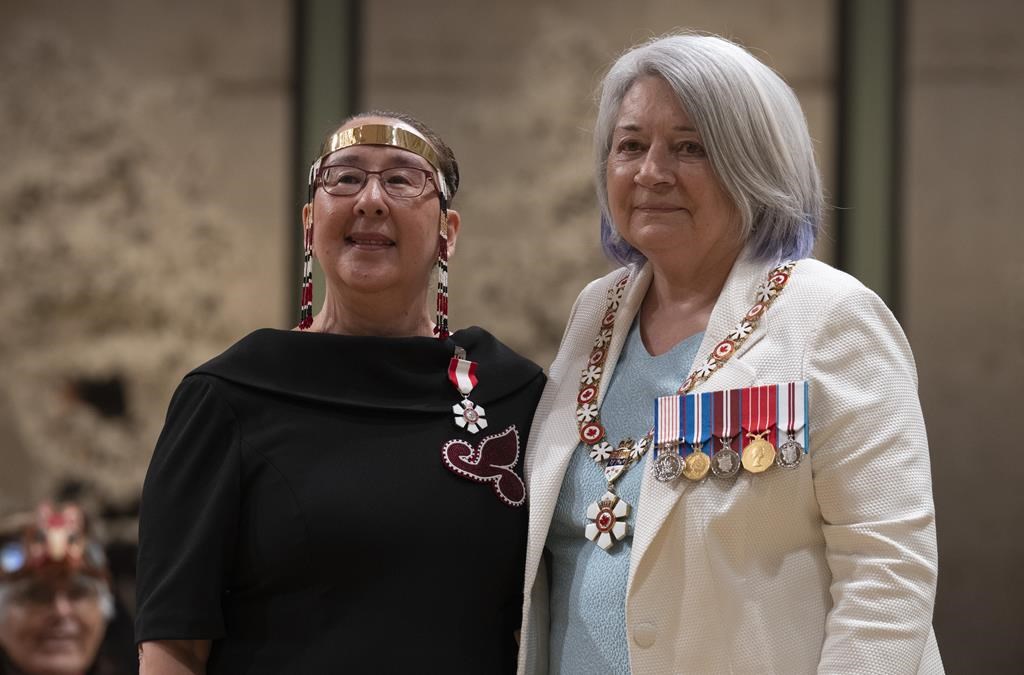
top-left (190, 327), bottom-right (541, 412)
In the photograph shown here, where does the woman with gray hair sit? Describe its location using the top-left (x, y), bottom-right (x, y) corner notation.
top-left (519, 33), bottom-right (942, 673)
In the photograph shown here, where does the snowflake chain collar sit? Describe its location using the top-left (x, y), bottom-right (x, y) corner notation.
top-left (578, 261), bottom-right (798, 551)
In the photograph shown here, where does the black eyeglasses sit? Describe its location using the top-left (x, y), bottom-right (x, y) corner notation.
top-left (316, 164), bottom-right (436, 198)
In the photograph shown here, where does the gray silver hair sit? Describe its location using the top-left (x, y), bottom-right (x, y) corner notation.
top-left (595, 32), bottom-right (823, 265)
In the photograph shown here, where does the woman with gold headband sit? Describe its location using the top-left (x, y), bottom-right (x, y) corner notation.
top-left (134, 112), bottom-right (545, 674)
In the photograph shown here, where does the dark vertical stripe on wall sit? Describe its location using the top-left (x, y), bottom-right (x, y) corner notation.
top-left (346, 2), bottom-right (363, 113)
top-left (289, 0), bottom-right (305, 320)
top-left (834, 1), bottom-right (850, 272)
top-left (834, 0), bottom-right (906, 317)
top-left (889, 0), bottom-right (906, 320)
top-left (289, 0), bottom-right (362, 325)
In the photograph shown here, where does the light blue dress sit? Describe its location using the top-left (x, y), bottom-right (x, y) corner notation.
top-left (546, 319), bottom-right (704, 673)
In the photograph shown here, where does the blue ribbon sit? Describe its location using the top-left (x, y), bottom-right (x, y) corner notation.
top-left (683, 392), bottom-right (714, 455)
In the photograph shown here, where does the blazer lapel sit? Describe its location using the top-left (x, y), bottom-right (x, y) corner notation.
top-left (522, 264), bottom-right (645, 600)
top-left (628, 254), bottom-right (772, 588)
top-left (598, 263), bottom-right (651, 407)
top-left (692, 254), bottom-right (773, 366)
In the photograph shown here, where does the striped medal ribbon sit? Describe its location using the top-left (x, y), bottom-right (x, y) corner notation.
top-left (449, 346), bottom-right (487, 434)
top-left (741, 385), bottom-right (777, 473)
top-left (682, 392), bottom-right (714, 480)
top-left (776, 381), bottom-right (809, 468)
top-left (711, 388), bottom-right (742, 477)
top-left (653, 395), bottom-right (685, 481)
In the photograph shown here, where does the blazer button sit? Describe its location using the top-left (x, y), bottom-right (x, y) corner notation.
top-left (632, 622), bottom-right (657, 648)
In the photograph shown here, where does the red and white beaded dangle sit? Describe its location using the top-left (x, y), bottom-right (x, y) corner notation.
top-left (434, 193), bottom-right (450, 340)
top-left (298, 215), bottom-right (314, 330)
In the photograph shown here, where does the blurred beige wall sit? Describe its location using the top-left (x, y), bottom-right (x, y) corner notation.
top-left (0, 0), bottom-right (292, 510)
top-left (904, 0), bottom-right (1024, 671)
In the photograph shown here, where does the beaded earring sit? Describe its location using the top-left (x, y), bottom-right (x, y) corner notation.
top-left (298, 215), bottom-right (314, 330)
top-left (434, 193), bottom-right (450, 339)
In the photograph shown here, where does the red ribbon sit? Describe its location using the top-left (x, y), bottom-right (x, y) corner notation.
top-left (448, 357), bottom-right (478, 396)
top-left (712, 389), bottom-right (741, 447)
top-left (740, 385), bottom-right (777, 450)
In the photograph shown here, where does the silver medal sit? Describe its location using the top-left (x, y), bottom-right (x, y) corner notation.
top-left (777, 435), bottom-right (803, 468)
top-left (710, 440), bottom-right (741, 478)
top-left (652, 450), bottom-right (684, 482)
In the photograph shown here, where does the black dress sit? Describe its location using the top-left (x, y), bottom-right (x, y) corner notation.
top-left (134, 328), bottom-right (545, 674)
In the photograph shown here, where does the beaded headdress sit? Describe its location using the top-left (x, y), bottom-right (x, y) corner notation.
top-left (0, 503), bottom-right (109, 582)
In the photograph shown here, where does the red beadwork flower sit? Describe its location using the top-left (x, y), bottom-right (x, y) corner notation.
top-left (589, 349), bottom-right (607, 366)
top-left (441, 426), bottom-right (525, 507)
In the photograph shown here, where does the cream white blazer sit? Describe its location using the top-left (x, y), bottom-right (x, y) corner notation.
top-left (519, 256), bottom-right (943, 674)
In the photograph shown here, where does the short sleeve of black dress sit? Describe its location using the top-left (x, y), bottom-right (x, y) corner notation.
top-left (135, 375), bottom-right (240, 641)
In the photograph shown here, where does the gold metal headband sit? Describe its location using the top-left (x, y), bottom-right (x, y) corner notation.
top-left (318, 124), bottom-right (441, 173)
top-left (311, 123), bottom-right (450, 200)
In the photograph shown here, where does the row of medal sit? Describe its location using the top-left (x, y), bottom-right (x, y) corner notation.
top-left (650, 381), bottom-right (809, 481)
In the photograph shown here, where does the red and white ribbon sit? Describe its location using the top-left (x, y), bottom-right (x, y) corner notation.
top-left (776, 380), bottom-right (807, 446)
top-left (448, 356), bottom-right (478, 396)
top-left (654, 395), bottom-right (681, 456)
top-left (712, 388), bottom-right (741, 448)
top-left (740, 384), bottom-right (777, 451)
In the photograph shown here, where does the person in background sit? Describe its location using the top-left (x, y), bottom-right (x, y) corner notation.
top-left (0, 503), bottom-right (115, 675)
top-left (519, 33), bottom-right (942, 674)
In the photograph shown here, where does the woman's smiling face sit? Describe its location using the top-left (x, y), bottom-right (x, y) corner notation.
top-left (0, 574), bottom-right (108, 675)
top-left (606, 76), bottom-right (739, 263)
top-left (307, 116), bottom-right (457, 302)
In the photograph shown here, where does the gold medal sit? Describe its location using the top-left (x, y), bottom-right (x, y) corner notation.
top-left (682, 447), bottom-right (711, 480)
top-left (741, 432), bottom-right (776, 473)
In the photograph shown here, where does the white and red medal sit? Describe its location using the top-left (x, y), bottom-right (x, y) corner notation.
top-left (652, 395), bottom-right (684, 482)
top-left (776, 380), bottom-right (808, 468)
top-left (449, 347), bottom-right (487, 433)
